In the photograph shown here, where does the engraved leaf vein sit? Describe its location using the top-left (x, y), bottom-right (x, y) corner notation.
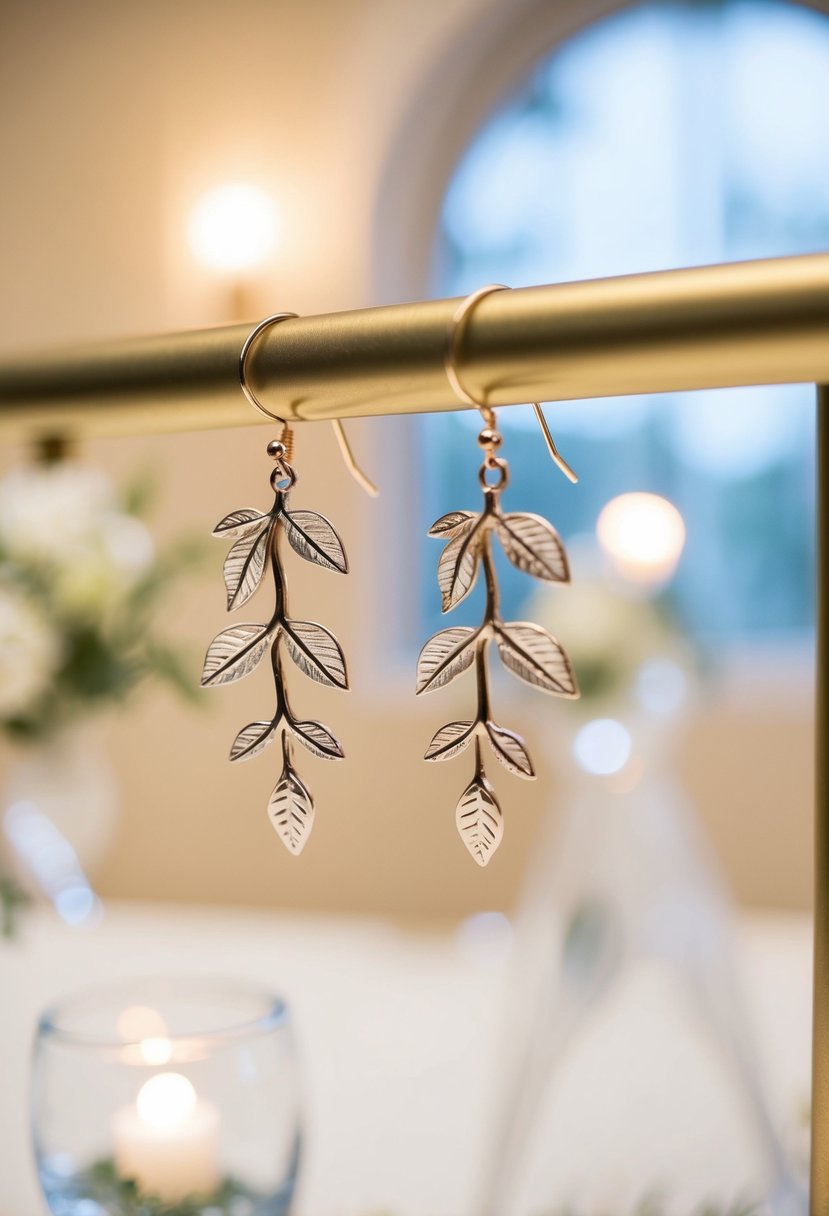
top-left (416, 627), bottom-right (477, 694)
top-left (268, 766), bottom-right (315, 856)
top-left (285, 509), bottom-right (348, 574)
top-left (495, 512), bottom-right (569, 584)
top-left (424, 720), bottom-right (475, 761)
top-left (284, 620), bottom-right (348, 689)
top-left (496, 622), bottom-right (578, 697)
top-left (201, 623), bottom-right (275, 687)
top-left (455, 777), bottom-right (503, 867)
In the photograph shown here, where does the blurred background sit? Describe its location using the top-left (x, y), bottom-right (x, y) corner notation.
top-left (0, 0), bottom-right (819, 920)
top-left (0, 1), bottom-right (825, 1214)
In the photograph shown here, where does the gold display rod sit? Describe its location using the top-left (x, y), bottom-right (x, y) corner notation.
top-left (2, 252), bottom-right (829, 1207)
top-left (2, 253), bottom-right (829, 438)
top-left (815, 383), bottom-right (829, 1216)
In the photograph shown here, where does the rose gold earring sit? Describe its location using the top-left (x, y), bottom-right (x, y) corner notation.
top-left (202, 312), bottom-right (374, 855)
top-left (416, 286), bottom-right (580, 866)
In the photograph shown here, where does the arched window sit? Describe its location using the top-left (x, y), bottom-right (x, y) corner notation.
top-left (424, 0), bottom-right (829, 642)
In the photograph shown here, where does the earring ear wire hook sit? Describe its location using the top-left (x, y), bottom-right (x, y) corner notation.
top-left (240, 312), bottom-right (379, 496)
top-left (444, 284), bottom-right (578, 485)
top-left (239, 311), bottom-right (299, 427)
top-left (330, 419), bottom-right (380, 498)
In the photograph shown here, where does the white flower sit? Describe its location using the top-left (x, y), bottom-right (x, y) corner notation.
top-left (0, 465), bottom-right (112, 566)
top-left (526, 538), bottom-right (693, 707)
top-left (0, 464), bottom-right (155, 620)
top-left (0, 586), bottom-right (61, 718)
top-left (52, 515), bottom-right (155, 619)
top-left (542, 577), bottom-right (666, 667)
top-left (100, 514), bottom-right (155, 577)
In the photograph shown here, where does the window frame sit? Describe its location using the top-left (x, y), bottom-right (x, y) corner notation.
top-left (366, 0), bottom-right (829, 677)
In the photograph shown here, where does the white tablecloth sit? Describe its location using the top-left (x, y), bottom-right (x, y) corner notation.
top-left (0, 902), bottom-right (813, 1216)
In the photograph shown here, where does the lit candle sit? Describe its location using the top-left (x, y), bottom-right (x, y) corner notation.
top-left (113, 1072), bottom-right (220, 1202)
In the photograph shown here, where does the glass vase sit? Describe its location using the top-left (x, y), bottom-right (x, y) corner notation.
top-left (3, 720), bottom-right (117, 924)
top-left (32, 976), bottom-right (302, 1216)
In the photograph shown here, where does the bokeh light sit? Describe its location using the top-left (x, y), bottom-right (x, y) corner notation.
top-left (187, 183), bottom-right (279, 273)
top-left (597, 492), bottom-right (686, 587)
top-left (572, 718), bottom-right (632, 776)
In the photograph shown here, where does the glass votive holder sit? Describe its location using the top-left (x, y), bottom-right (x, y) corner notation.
top-left (32, 976), bottom-right (301, 1215)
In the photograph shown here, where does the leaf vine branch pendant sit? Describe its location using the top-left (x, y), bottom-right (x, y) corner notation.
top-left (201, 439), bottom-right (348, 856)
top-left (417, 430), bottom-right (579, 866)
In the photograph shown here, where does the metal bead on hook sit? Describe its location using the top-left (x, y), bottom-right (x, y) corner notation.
top-left (267, 428), bottom-right (295, 466)
top-left (477, 427), bottom-right (502, 451)
top-left (476, 425), bottom-right (506, 485)
top-left (266, 438), bottom-right (296, 491)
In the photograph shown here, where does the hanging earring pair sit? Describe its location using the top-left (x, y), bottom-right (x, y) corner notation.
top-left (417, 285), bottom-right (580, 866)
top-left (203, 292), bottom-right (577, 865)
top-left (201, 312), bottom-right (376, 856)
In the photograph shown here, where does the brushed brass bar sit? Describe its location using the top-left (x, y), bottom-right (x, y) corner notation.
top-left (814, 382), bottom-right (829, 1216)
top-left (2, 253), bottom-right (829, 439)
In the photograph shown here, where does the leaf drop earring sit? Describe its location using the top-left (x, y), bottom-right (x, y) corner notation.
top-left (417, 285), bottom-right (580, 867)
top-left (202, 312), bottom-right (374, 855)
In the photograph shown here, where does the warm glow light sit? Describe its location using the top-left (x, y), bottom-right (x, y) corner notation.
top-left (117, 1007), bottom-right (173, 1065)
top-left (596, 492), bottom-right (686, 587)
top-left (118, 1006), bottom-right (168, 1043)
top-left (136, 1073), bottom-right (197, 1131)
top-left (140, 1037), bottom-right (174, 1066)
top-left (187, 183), bottom-right (279, 273)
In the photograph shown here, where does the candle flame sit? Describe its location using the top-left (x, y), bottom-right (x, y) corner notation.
top-left (136, 1072), bottom-right (197, 1131)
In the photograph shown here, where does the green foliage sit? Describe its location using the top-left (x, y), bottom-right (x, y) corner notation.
top-left (0, 866), bottom-right (30, 938)
top-left (118, 467), bottom-right (162, 519)
top-left (75, 1159), bottom-right (257, 1216)
top-left (1, 521), bottom-right (209, 743)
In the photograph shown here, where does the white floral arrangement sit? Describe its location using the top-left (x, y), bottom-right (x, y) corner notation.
top-left (0, 459), bottom-right (200, 742)
top-left (526, 542), bottom-right (699, 708)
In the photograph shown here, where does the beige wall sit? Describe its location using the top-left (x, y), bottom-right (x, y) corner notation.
top-left (0, 0), bottom-right (815, 917)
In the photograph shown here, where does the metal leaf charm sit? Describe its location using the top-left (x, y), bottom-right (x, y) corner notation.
top-left (213, 508), bottom-right (271, 541)
top-left (484, 721), bottom-right (535, 779)
top-left (456, 774), bottom-right (503, 867)
top-left (284, 620), bottom-right (348, 689)
top-left (208, 446), bottom-right (352, 852)
top-left (292, 719), bottom-right (344, 760)
top-left (495, 512), bottom-right (570, 584)
top-left (201, 623), bottom-right (275, 687)
top-left (437, 527), bottom-right (483, 612)
top-left (268, 762), bottom-right (315, 856)
top-left (425, 720), bottom-right (475, 762)
top-left (284, 509), bottom-right (348, 574)
top-left (223, 522), bottom-right (272, 610)
top-left (496, 622), bottom-right (578, 697)
top-left (419, 432), bottom-right (578, 864)
top-left (230, 719), bottom-right (278, 763)
top-left (416, 627), bottom-right (476, 694)
top-left (428, 510), bottom-right (478, 539)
